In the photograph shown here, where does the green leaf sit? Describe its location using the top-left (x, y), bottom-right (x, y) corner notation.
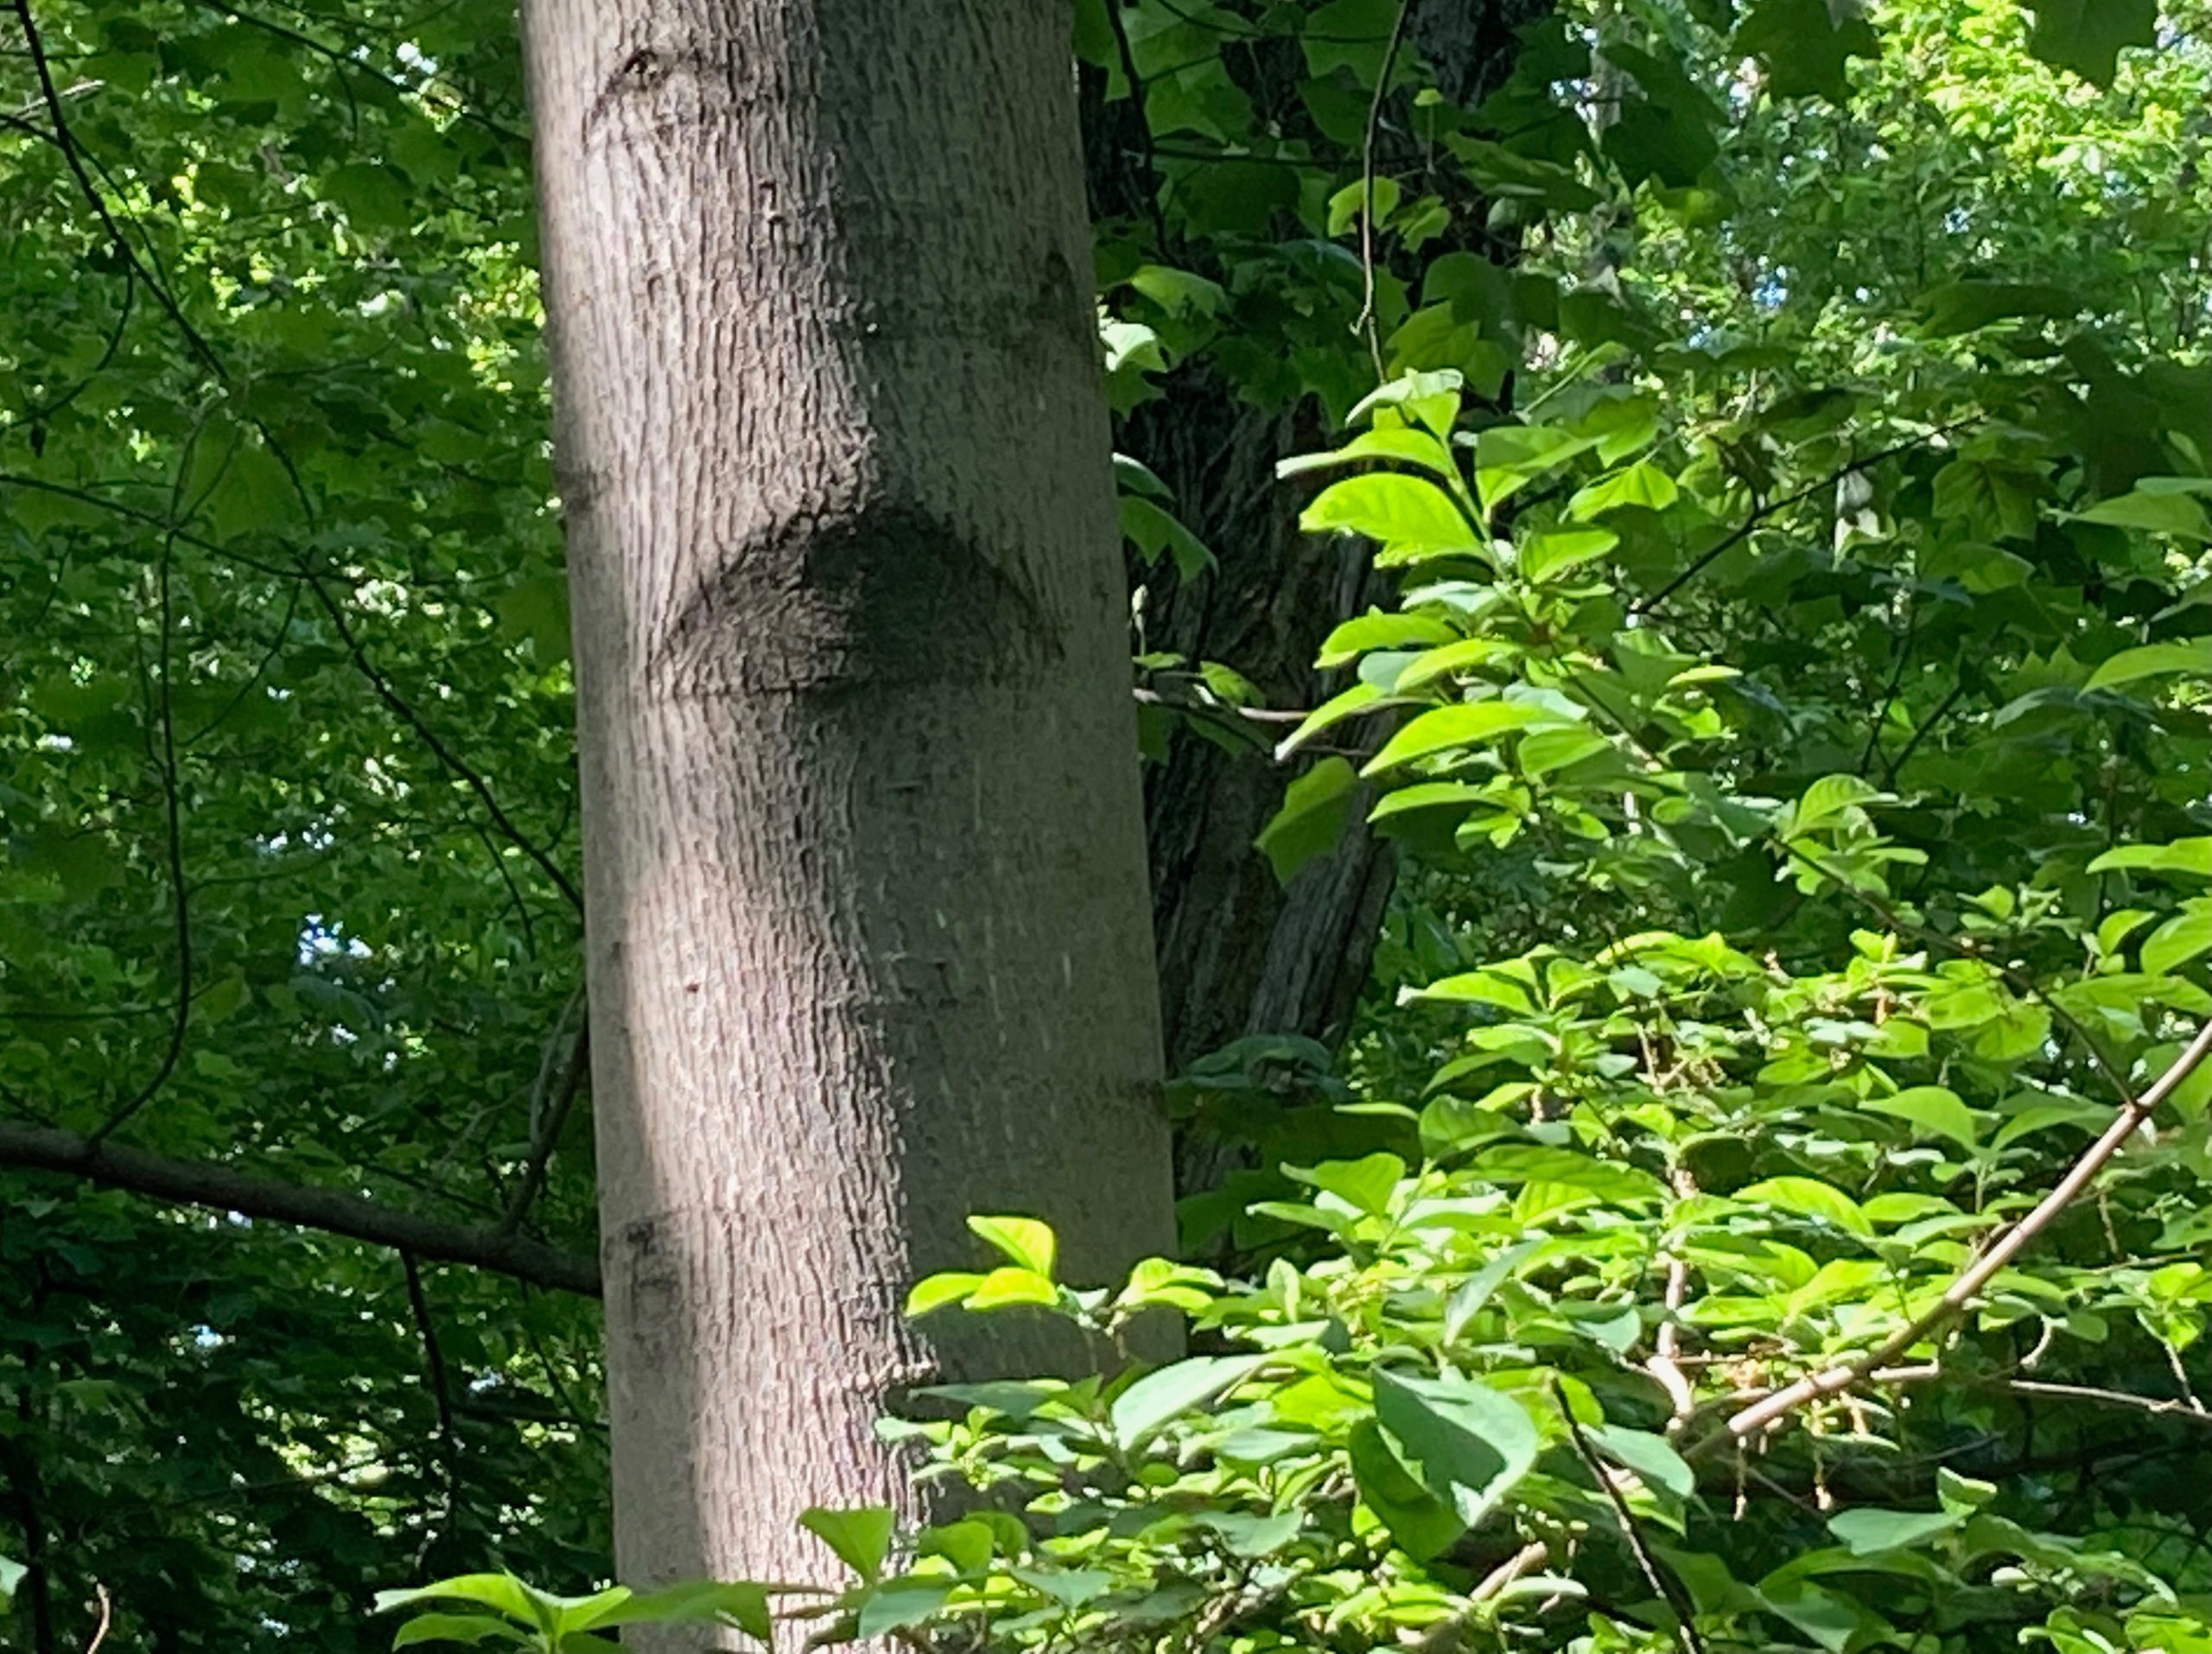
top-left (1275, 682), bottom-right (1395, 760)
top-left (2069, 490), bottom-right (2212, 540)
top-left (1444, 1239), bottom-right (1543, 1343)
top-left (1347, 369), bottom-right (1466, 431)
top-left (1111, 1356), bottom-right (1268, 1453)
top-left (1348, 1418), bottom-right (1466, 1561)
top-left (376, 1579), bottom-right (550, 1632)
top-left (963, 1267), bottom-right (1058, 1309)
top-left (904, 1272), bottom-right (985, 1317)
top-left (966, 1215), bottom-right (1056, 1276)
top-left (1919, 281), bottom-right (2080, 337)
top-left (1286, 1152), bottom-right (1405, 1216)
top-left (591, 1583), bottom-right (772, 1642)
top-left (855, 1581), bottom-right (953, 1640)
top-left (1317, 610), bottom-right (1461, 668)
top-left (2090, 840), bottom-right (2212, 881)
top-left (391, 1613), bottom-right (534, 1649)
top-left (1362, 702), bottom-right (1553, 775)
top-left (1865, 1086), bottom-right (1980, 1152)
top-left (2084, 641), bottom-right (2209, 692)
top-left (1128, 264), bottom-right (1227, 316)
top-left (1567, 462), bottom-right (1679, 518)
top-left (1789, 774), bottom-right (1889, 832)
top-left (550, 1590), bottom-right (632, 1641)
top-left (1121, 495), bottom-right (1215, 578)
top-left (1300, 474), bottom-right (1480, 564)
top-left (1734, 0), bottom-right (1879, 99)
top-left (1517, 728), bottom-right (1613, 779)
top-left (1970, 1001), bottom-right (2052, 1063)
top-left (1474, 424), bottom-right (1595, 513)
top-left (1734, 1177), bottom-right (1873, 1237)
top-left (799, 1506), bottom-right (897, 1583)
top-left (1255, 758), bottom-right (1359, 886)
top-left (1826, 1506), bottom-right (1966, 1555)
top-left (1372, 1368), bottom-right (1540, 1528)
top-left (1518, 526), bottom-right (1619, 585)
top-left (1393, 637), bottom-right (1516, 692)
top-left (1586, 1423), bottom-right (1696, 1500)
top-left (1467, 1145), bottom-right (1668, 1203)
top-left (2143, 905), bottom-right (2212, 975)
top-left (2019, 0), bottom-right (2156, 83)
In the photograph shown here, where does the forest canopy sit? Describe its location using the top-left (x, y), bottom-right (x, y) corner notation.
top-left (2, 2), bottom-right (2210, 1652)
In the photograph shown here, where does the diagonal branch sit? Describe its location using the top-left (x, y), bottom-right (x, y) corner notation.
top-left (1630, 421), bottom-right (1977, 618)
top-left (499, 1015), bottom-right (590, 1237)
top-left (1554, 1381), bottom-right (1707, 1654)
top-left (1352, 0), bottom-right (1416, 380)
top-left (303, 570), bottom-right (585, 913)
top-left (0, 1121), bottom-right (601, 1296)
top-left (1698, 1019), bottom-right (2212, 1452)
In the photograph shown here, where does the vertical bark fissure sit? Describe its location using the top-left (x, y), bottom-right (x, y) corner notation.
top-left (522, 0), bottom-right (1175, 1605)
top-left (1084, 1), bottom-right (1557, 1093)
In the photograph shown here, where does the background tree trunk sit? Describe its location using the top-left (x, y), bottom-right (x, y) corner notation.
top-left (1126, 385), bottom-right (1395, 1076)
top-left (1078, 0), bottom-right (1557, 1091)
top-left (520, 0), bottom-right (1175, 1600)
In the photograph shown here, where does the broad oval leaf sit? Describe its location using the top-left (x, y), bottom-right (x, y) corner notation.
top-left (1362, 702), bottom-right (1552, 775)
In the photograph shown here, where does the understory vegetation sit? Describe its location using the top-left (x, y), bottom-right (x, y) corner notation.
top-left (4, 0), bottom-right (2211, 1651)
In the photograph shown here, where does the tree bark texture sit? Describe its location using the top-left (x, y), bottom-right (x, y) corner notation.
top-left (1125, 385), bottom-right (1395, 1077)
top-left (519, 0), bottom-right (1175, 1602)
top-left (1077, 1), bottom-right (1553, 1088)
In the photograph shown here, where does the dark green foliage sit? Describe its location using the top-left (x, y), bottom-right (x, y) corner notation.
top-left (3, 0), bottom-right (2209, 1651)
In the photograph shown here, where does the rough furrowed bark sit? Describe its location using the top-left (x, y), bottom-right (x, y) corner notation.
top-left (1128, 383), bottom-right (1396, 1077)
top-left (520, 0), bottom-right (1175, 1606)
top-left (1080, 1), bottom-right (1555, 1104)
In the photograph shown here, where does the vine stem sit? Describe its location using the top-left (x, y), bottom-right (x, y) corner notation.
top-left (1352, 0), bottom-right (1416, 380)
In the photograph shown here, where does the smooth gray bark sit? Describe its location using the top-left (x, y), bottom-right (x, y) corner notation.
top-left (520, 0), bottom-right (1175, 1603)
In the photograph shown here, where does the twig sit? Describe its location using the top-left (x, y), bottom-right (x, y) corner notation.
top-left (1649, 1168), bottom-right (1698, 1432)
top-left (1704, 1020), bottom-right (2212, 1450)
top-left (499, 1014), bottom-right (590, 1237)
top-left (402, 1253), bottom-right (461, 1566)
top-left (1412, 1541), bottom-right (1552, 1654)
top-left (10, 0), bottom-right (223, 376)
top-left (1352, 0), bottom-right (1416, 379)
top-left (1631, 423), bottom-right (1976, 618)
top-left (1554, 1383), bottom-right (1706, 1654)
top-left (93, 432), bottom-right (202, 1143)
top-left (1999, 1377), bottom-right (2212, 1425)
top-left (80, 1583), bottom-right (111, 1654)
top-left (0, 1120), bottom-right (601, 1295)
top-left (301, 571), bottom-right (584, 912)
top-left (1133, 685), bottom-right (1310, 722)
top-left (21, 267), bottom-right (132, 425)
top-left (1880, 678), bottom-right (1967, 786)
top-left (1101, 1), bottom-right (1171, 251)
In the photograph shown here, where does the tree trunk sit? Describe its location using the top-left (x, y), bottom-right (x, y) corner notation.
top-left (1078, 2), bottom-right (1554, 1090)
top-left (519, 0), bottom-right (1175, 1600)
top-left (1128, 385), bottom-right (1395, 1077)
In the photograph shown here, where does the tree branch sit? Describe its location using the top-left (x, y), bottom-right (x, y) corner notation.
top-left (0, 1121), bottom-right (600, 1296)
top-left (1701, 1019), bottom-right (2212, 1451)
top-left (1352, 0), bottom-right (1415, 379)
top-left (1555, 1381), bottom-right (1707, 1654)
top-left (1630, 422), bottom-right (1976, 618)
top-left (499, 1015), bottom-right (589, 1237)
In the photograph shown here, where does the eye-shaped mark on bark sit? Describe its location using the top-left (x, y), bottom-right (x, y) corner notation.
top-left (580, 44), bottom-right (733, 150)
top-left (610, 1217), bottom-right (685, 1365)
top-left (648, 496), bottom-right (1066, 700)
